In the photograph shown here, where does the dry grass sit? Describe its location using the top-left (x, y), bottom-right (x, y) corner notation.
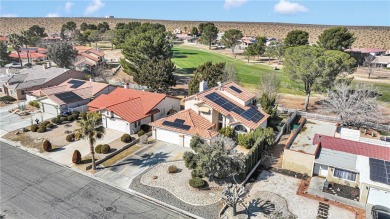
top-left (101, 144), bottom-right (142, 167)
top-left (0, 18), bottom-right (389, 49)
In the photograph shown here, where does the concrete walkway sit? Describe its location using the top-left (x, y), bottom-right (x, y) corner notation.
top-left (43, 129), bottom-right (125, 166)
top-left (307, 177), bottom-right (365, 209)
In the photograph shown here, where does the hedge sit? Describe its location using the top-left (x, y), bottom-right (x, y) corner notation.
top-left (51, 118), bottom-right (59, 124)
top-left (46, 123), bottom-right (54, 129)
top-left (95, 144), bottom-right (111, 154)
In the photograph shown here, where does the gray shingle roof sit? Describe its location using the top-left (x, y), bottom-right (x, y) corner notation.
top-left (315, 148), bottom-right (358, 171)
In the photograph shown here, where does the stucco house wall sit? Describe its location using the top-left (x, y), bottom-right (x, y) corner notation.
top-left (282, 149), bottom-right (315, 176)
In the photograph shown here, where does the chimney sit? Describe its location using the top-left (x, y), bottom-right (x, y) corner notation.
top-left (199, 80), bottom-right (208, 93)
top-left (124, 83), bottom-right (129, 89)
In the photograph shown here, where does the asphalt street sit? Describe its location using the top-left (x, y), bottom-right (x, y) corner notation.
top-left (0, 141), bottom-right (188, 219)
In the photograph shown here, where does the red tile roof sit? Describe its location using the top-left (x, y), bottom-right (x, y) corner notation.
top-left (88, 88), bottom-right (169, 123)
top-left (9, 52), bottom-right (46, 59)
top-left (313, 134), bottom-right (390, 161)
top-left (0, 36), bottom-right (7, 41)
top-left (150, 109), bottom-right (219, 139)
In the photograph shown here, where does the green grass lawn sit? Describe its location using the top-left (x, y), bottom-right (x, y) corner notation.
top-left (172, 45), bottom-right (390, 103)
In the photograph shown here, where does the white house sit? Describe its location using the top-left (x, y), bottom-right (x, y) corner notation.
top-left (88, 87), bottom-right (180, 134)
top-left (150, 81), bottom-right (269, 147)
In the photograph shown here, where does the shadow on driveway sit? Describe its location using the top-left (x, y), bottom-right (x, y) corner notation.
top-left (104, 152), bottom-right (169, 170)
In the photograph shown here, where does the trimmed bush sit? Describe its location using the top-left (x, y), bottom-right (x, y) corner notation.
top-left (137, 130), bottom-right (145, 137)
top-left (121, 134), bottom-right (132, 143)
top-left (57, 115), bottom-right (62, 120)
top-left (42, 140), bottom-right (52, 152)
top-left (191, 170), bottom-right (203, 178)
top-left (67, 115), bottom-right (74, 121)
top-left (95, 144), bottom-right (103, 153)
top-left (31, 124), bottom-right (38, 132)
top-left (72, 150), bottom-right (81, 164)
top-left (189, 177), bottom-right (204, 188)
top-left (140, 124), bottom-right (151, 133)
top-left (96, 132), bottom-right (102, 139)
top-left (37, 126), bottom-right (46, 133)
top-left (60, 117), bottom-right (67, 123)
top-left (51, 118), bottom-right (59, 124)
top-left (66, 134), bottom-right (75, 142)
top-left (46, 123), bottom-right (54, 129)
top-left (29, 100), bottom-right (40, 108)
top-left (101, 144), bottom-right (111, 154)
top-left (42, 121), bottom-right (50, 126)
top-left (167, 165), bottom-right (178, 173)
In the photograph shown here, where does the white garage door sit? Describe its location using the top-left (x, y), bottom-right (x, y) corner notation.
top-left (106, 117), bottom-right (129, 133)
top-left (43, 103), bottom-right (58, 115)
top-left (367, 187), bottom-right (390, 206)
top-left (155, 128), bottom-right (184, 146)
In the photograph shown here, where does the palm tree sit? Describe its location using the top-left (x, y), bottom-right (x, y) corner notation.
top-left (74, 112), bottom-right (105, 171)
top-left (8, 34), bottom-right (23, 66)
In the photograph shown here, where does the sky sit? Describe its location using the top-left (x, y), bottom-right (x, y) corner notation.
top-left (0, 0), bottom-right (389, 26)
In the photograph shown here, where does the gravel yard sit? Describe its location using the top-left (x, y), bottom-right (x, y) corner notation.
top-left (130, 167), bottom-right (223, 219)
top-left (141, 161), bottom-right (222, 206)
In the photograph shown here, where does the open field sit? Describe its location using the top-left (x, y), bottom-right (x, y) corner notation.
top-left (1, 17), bottom-right (389, 49)
top-left (172, 45), bottom-right (390, 103)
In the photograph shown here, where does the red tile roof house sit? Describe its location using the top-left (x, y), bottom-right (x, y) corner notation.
top-left (1, 65), bottom-right (87, 100)
top-left (27, 78), bottom-right (114, 115)
top-left (9, 47), bottom-right (48, 64)
top-left (74, 46), bottom-right (105, 71)
top-left (150, 81), bottom-right (269, 147)
top-left (88, 87), bottom-right (180, 135)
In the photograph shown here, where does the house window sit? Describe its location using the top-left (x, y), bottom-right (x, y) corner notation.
top-left (134, 120), bottom-right (141, 128)
top-left (333, 168), bottom-right (357, 181)
top-left (21, 90), bottom-right (26, 95)
top-left (160, 108), bottom-right (165, 115)
top-left (218, 113), bottom-right (223, 130)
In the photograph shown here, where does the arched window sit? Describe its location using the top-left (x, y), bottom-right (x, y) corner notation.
top-left (234, 125), bottom-right (247, 134)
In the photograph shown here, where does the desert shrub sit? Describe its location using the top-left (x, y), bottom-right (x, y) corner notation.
top-left (140, 134), bottom-right (148, 144)
top-left (140, 124), bottom-right (151, 132)
top-left (121, 134), bottom-right (132, 143)
top-left (96, 132), bottom-right (102, 139)
top-left (191, 169), bottom-right (204, 178)
top-left (37, 126), bottom-right (46, 133)
top-left (95, 144), bottom-right (103, 153)
top-left (80, 112), bottom-right (87, 120)
top-left (137, 130), bottom-right (145, 137)
top-left (0, 95), bottom-right (16, 103)
top-left (46, 123), bottom-right (54, 129)
top-left (60, 117), bottom-right (67, 123)
top-left (189, 177), bottom-right (204, 188)
top-left (167, 165), bottom-right (178, 173)
top-left (101, 144), bottom-right (111, 154)
top-left (29, 100), bottom-right (40, 108)
top-left (57, 115), bottom-right (62, 120)
top-left (67, 115), bottom-right (74, 121)
top-left (51, 118), bottom-right (59, 124)
top-left (66, 133), bottom-right (74, 142)
top-left (31, 124), bottom-right (38, 132)
top-left (72, 150), bottom-right (81, 164)
top-left (42, 121), bottom-right (50, 126)
top-left (42, 140), bottom-right (52, 152)
top-left (238, 133), bottom-right (254, 149)
top-left (219, 127), bottom-right (234, 138)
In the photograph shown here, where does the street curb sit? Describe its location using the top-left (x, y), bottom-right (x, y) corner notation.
top-left (0, 138), bottom-right (202, 219)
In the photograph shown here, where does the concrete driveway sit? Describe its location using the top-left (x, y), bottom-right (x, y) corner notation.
top-left (0, 103), bottom-right (55, 136)
top-left (95, 141), bottom-right (190, 189)
top-left (43, 129), bottom-right (125, 166)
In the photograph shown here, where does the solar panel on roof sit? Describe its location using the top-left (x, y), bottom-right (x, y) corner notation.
top-left (55, 91), bottom-right (84, 103)
top-left (174, 119), bottom-right (185, 124)
top-left (229, 86), bottom-right (242, 93)
top-left (369, 158), bottom-right (390, 185)
top-left (162, 121), bottom-right (190, 131)
top-left (68, 79), bottom-right (86, 88)
top-left (204, 92), bottom-right (264, 123)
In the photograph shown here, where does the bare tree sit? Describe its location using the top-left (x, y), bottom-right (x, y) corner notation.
top-left (324, 82), bottom-right (381, 127)
top-left (258, 72), bottom-right (280, 98)
top-left (221, 63), bottom-right (240, 84)
top-left (222, 183), bottom-right (247, 216)
top-left (93, 65), bottom-right (112, 83)
top-left (363, 55), bottom-right (376, 78)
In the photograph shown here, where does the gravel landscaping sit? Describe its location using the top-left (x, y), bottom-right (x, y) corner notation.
top-left (140, 161), bottom-right (222, 206)
top-left (130, 167), bottom-right (223, 219)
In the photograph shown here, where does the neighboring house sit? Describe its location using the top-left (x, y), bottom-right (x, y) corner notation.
top-left (74, 46), bottom-right (105, 71)
top-left (150, 81), bottom-right (269, 147)
top-left (9, 47), bottom-right (48, 64)
top-left (175, 34), bottom-right (196, 42)
top-left (372, 55), bottom-right (390, 68)
top-left (239, 36), bottom-right (257, 49)
top-left (88, 87), bottom-right (180, 134)
top-left (282, 119), bottom-right (390, 209)
top-left (27, 78), bottom-right (114, 115)
top-left (0, 65), bottom-right (87, 100)
top-left (173, 28), bottom-right (182, 34)
top-left (345, 48), bottom-right (386, 65)
top-left (0, 36), bottom-right (8, 44)
top-left (41, 33), bottom-right (62, 45)
top-left (265, 37), bottom-right (278, 46)
top-left (150, 109), bottom-right (219, 147)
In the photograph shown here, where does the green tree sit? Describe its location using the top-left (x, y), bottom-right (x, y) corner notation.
top-left (80, 22), bottom-right (88, 31)
top-left (65, 21), bottom-right (77, 31)
top-left (201, 23), bottom-right (218, 49)
top-left (265, 40), bottom-right (285, 63)
top-left (221, 29), bottom-right (243, 56)
top-left (255, 36), bottom-right (267, 45)
top-left (318, 26), bottom-right (355, 51)
top-left (188, 61), bottom-right (226, 94)
top-left (87, 24), bottom-right (97, 30)
top-left (28, 25), bottom-right (46, 37)
top-left (74, 112), bottom-right (105, 172)
top-left (72, 29), bottom-right (88, 45)
top-left (244, 44), bottom-right (257, 63)
top-left (20, 30), bottom-right (33, 63)
top-left (8, 34), bottom-right (23, 66)
top-left (136, 57), bottom-right (176, 92)
top-left (191, 26), bottom-right (199, 36)
top-left (0, 42), bottom-right (11, 66)
top-left (97, 22), bottom-right (110, 33)
top-left (115, 22), bottom-right (126, 29)
top-left (284, 45), bottom-right (356, 111)
top-left (259, 93), bottom-right (277, 118)
top-left (102, 30), bottom-right (115, 50)
top-left (88, 30), bottom-right (101, 49)
top-left (47, 42), bottom-right (78, 68)
top-left (198, 22), bottom-right (214, 33)
top-left (284, 30), bottom-right (309, 47)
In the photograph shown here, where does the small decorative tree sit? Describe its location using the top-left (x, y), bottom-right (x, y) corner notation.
top-left (42, 140), bottom-right (52, 152)
top-left (72, 150), bottom-right (82, 164)
top-left (222, 183), bottom-right (247, 216)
